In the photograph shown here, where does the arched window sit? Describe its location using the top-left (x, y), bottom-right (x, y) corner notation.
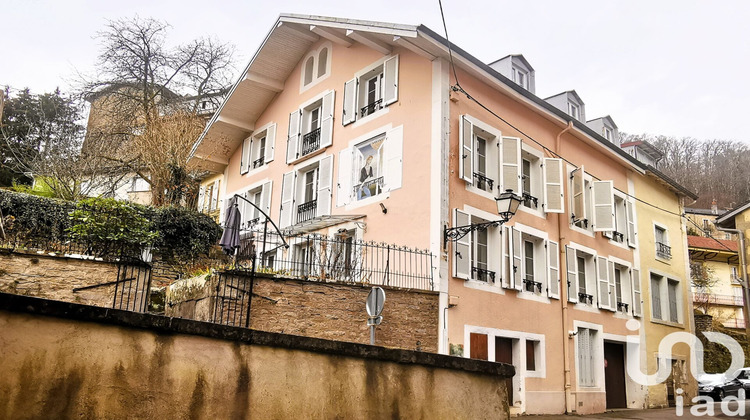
top-left (317, 48), bottom-right (328, 78)
top-left (304, 57), bottom-right (314, 85)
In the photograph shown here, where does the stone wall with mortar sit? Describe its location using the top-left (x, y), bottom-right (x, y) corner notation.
top-left (0, 293), bottom-right (513, 420)
top-left (166, 272), bottom-right (439, 352)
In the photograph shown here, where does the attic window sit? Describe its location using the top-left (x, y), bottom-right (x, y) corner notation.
top-left (512, 67), bottom-right (529, 90)
top-left (301, 43), bottom-right (332, 91)
top-left (568, 103), bottom-right (580, 121)
top-left (602, 127), bottom-right (613, 141)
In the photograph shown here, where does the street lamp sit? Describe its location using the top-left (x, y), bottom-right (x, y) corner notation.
top-left (444, 189), bottom-right (523, 248)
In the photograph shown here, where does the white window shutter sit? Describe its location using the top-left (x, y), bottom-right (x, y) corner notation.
top-left (502, 226), bottom-right (512, 289)
top-left (511, 226), bottom-right (522, 291)
top-left (501, 137), bottom-right (522, 194)
top-left (342, 78), bottom-right (357, 125)
top-left (197, 185), bottom-right (206, 212)
top-left (210, 180), bottom-right (220, 211)
top-left (383, 125), bottom-right (403, 191)
top-left (459, 116), bottom-right (474, 183)
top-left (566, 246), bottom-right (578, 303)
top-left (383, 55), bottom-right (399, 106)
top-left (320, 90), bottom-right (335, 149)
top-left (317, 155), bottom-right (333, 217)
top-left (265, 123), bottom-right (276, 163)
top-left (608, 260), bottom-right (617, 312)
top-left (592, 180), bottom-right (615, 232)
top-left (287, 110), bottom-right (301, 163)
top-left (453, 209), bottom-right (471, 280)
top-left (241, 137), bottom-right (252, 174)
top-left (571, 166), bottom-right (585, 222)
top-left (543, 158), bottom-right (564, 213)
top-left (261, 181), bottom-right (272, 217)
top-left (280, 171), bottom-right (295, 227)
top-left (547, 240), bottom-right (560, 299)
top-left (626, 200), bottom-right (637, 248)
top-left (631, 268), bottom-right (642, 317)
top-left (337, 148), bottom-right (353, 207)
top-left (596, 256), bottom-right (611, 310)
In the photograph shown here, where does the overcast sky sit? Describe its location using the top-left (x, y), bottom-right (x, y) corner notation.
top-left (3, 0), bottom-right (748, 141)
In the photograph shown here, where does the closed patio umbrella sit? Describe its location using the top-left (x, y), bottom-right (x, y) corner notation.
top-left (219, 195), bottom-right (242, 256)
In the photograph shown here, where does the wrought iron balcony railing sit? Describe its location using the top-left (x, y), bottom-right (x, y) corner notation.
top-left (612, 231), bottom-right (625, 243)
top-left (360, 99), bottom-right (383, 117)
top-left (522, 192), bottom-right (538, 209)
top-left (354, 176), bottom-right (384, 198)
top-left (300, 128), bottom-right (321, 157)
top-left (616, 301), bottom-right (630, 312)
top-left (296, 199), bottom-right (317, 224)
top-left (656, 242), bottom-right (672, 259)
top-left (523, 277), bottom-right (542, 293)
top-left (472, 172), bottom-right (494, 192)
top-left (578, 292), bottom-right (594, 304)
top-left (472, 266), bottom-right (495, 283)
top-left (252, 156), bottom-right (264, 169)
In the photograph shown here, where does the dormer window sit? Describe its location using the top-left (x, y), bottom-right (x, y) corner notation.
top-left (512, 67), bottom-right (529, 90)
top-left (568, 103), bottom-right (580, 121)
top-left (300, 43), bottom-right (332, 92)
top-left (602, 127), bottom-right (613, 141)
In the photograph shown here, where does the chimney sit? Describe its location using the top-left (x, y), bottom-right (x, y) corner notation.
top-left (711, 199), bottom-right (718, 215)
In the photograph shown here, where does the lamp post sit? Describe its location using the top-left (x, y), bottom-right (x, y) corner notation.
top-left (444, 189), bottom-right (523, 248)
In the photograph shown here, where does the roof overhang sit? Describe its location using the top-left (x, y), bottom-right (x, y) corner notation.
top-left (716, 201), bottom-right (750, 227)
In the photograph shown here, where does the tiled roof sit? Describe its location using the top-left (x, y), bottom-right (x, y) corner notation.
top-left (687, 235), bottom-right (737, 252)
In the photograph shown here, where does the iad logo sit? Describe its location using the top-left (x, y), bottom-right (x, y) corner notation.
top-left (624, 320), bottom-right (747, 417)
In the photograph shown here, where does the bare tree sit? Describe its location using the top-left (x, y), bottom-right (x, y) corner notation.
top-left (691, 261), bottom-right (718, 314)
top-left (79, 16), bottom-right (234, 207)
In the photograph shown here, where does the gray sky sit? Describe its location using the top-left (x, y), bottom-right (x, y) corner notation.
top-left (3, 0), bottom-right (749, 141)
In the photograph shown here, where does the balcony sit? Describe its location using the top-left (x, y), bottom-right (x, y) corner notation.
top-left (578, 292), bottom-right (594, 304)
top-left (523, 277), bottom-right (542, 293)
top-left (472, 266), bottom-right (495, 283)
top-left (656, 242), bottom-right (672, 260)
top-left (360, 99), bottom-right (383, 117)
top-left (522, 192), bottom-right (538, 209)
top-left (611, 231), bottom-right (625, 243)
top-left (472, 172), bottom-right (494, 193)
top-left (252, 156), bottom-right (264, 169)
top-left (693, 293), bottom-right (744, 306)
top-left (296, 199), bottom-right (317, 224)
top-left (723, 319), bottom-right (746, 330)
top-left (299, 128), bottom-right (321, 157)
top-left (616, 301), bottom-right (629, 312)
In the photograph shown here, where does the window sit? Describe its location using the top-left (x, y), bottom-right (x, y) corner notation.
top-left (512, 66), bottom-right (529, 90)
top-left (565, 246), bottom-right (595, 304)
top-left (287, 91), bottom-right (335, 163)
top-left (526, 339), bottom-right (539, 371)
top-left (293, 239), bottom-right (318, 277)
top-left (520, 150), bottom-right (541, 209)
top-left (279, 156), bottom-right (333, 228)
top-left (472, 225), bottom-right (490, 282)
top-left (732, 266), bottom-right (740, 283)
top-left (651, 274), bottom-right (662, 320)
top-left (459, 116), bottom-right (500, 194)
top-left (475, 136), bottom-right (491, 192)
top-left (336, 126), bottom-right (403, 207)
top-left (342, 55), bottom-right (399, 125)
top-left (504, 226), bottom-right (560, 299)
top-left (300, 44), bottom-right (331, 90)
top-left (453, 210), bottom-right (501, 284)
top-left (577, 327), bottom-right (597, 387)
top-left (241, 123), bottom-right (276, 173)
top-left (668, 280), bottom-right (679, 323)
top-left (655, 225), bottom-right (671, 260)
top-left (568, 102), bottom-right (580, 121)
top-left (651, 273), bottom-right (682, 323)
top-left (239, 181), bottom-right (272, 231)
top-left (604, 195), bottom-right (627, 243)
top-left (570, 167), bottom-right (615, 233)
top-left (602, 127), bottom-right (613, 142)
top-left (130, 176), bottom-right (150, 192)
top-left (198, 179), bottom-right (220, 213)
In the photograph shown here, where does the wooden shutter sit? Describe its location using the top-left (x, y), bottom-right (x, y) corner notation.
top-left (631, 268), bottom-right (642, 317)
top-left (320, 90), bottom-right (335, 149)
top-left (543, 158), bottom-right (564, 213)
top-left (265, 123), bottom-right (276, 163)
top-left (565, 246), bottom-right (578, 303)
top-left (337, 148), bottom-right (353, 207)
top-left (317, 155), bottom-right (333, 217)
top-left (287, 109), bottom-right (301, 163)
top-left (577, 328), bottom-right (589, 386)
top-left (547, 240), bottom-right (560, 299)
top-left (502, 226), bottom-right (512, 289)
top-left (454, 209), bottom-right (471, 280)
top-left (198, 185), bottom-right (206, 212)
top-left (626, 200), bottom-right (637, 248)
top-left (241, 137), bottom-right (251, 174)
top-left (383, 55), bottom-right (399, 106)
top-left (596, 256), bottom-right (611, 310)
top-left (342, 78), bottom-right (357, 125)
top-left (383, 125), bottom-right (403, 191)
top-left (459, 115), bottom-right (474, 183)
top-left (210, 180), bottom-right (220, 211)
top-left (261, 181), bottom-right (272, 216)
top-left (592, 180), bottom-right (615, 232)
top-left (511, 226), bottom-right (522, 290)
top-left (608, 261), bottom-right (617, 312)
top-left (501, 137), bottom-right (522, 194)
top-left (280, 171), bottom-right (295, 227)
top-left (571, 166), bottom-right (585, 222)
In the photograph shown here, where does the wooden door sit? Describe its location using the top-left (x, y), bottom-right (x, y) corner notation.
top-left (604, 341), bottom-right (627, 409)
top-left (495, 337), bottom-right (514, 406)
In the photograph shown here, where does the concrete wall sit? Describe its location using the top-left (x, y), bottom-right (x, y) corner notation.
top-left (167, 272), bottom-right (440, 352)
top-left (0, 293), bottom-right (513, 420)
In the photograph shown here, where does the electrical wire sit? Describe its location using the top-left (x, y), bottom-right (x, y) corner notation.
top-left (683, 215), bottom-right (735, 252)
top-left (438, 0), bottom-right (461, 89)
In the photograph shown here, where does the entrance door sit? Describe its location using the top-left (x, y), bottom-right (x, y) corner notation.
top-left (604, 341), bottom-right (627, 409)
top-left (495, 337), bottom-right (514, 407)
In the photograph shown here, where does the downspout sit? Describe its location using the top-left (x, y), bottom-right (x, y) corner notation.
top-left (554, 121), bottom-right (574, 413)
top-left (714, 226), bottom-right (750, 347)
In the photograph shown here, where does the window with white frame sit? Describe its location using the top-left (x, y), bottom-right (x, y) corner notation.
top-left (293, 238), bottom-right (319, 277)
top-left (342, 55), bottom-right (398, 125)
top-left (287, 91), bottom-right (335, 164)
top-left (604, 194), bottom-right (627, 243)
top-left (570, 167), bottom-right (616, 234)
top-left (459, 115), bottom-right (501, 194)
top-left (336, 126), bottom-right (403, 207)
top-left (568, 102), bottom-right (581, 121)
top-left (239, 181), bottom-right (272, 231)
top-left (130, 176), bottom-right (150, 192)
top-left (504, 226), bottom-right (560, 299)
top-left (512, 66), bottom-right (529, 90)
top-left (198, 179), bottom-right (220, 213)
top-left (453, 209), bottom-right (502, 284)
top-left (577, 327), bottom-right (597, 387)
top-left (520, 149), bottom-right (542, 210)
top-left (566, 246), bottom-right (595, 305)
top-left (300, 44), bottom-right (331, 90)
top-left (241, 123), bottom-right (276, 174)
top-left (654, 224), bottom-right (671, 260)
top-left (602, 127), bottom-right (613, 142)
top-left (650, 272), bottom-right (682, 323)
top-left (279, 156), bottom-right (333, 228)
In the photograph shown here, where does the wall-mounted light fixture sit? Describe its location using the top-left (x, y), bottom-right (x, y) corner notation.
top-left (443, 189), bottom-right (522, 248)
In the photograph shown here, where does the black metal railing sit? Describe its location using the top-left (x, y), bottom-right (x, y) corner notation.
top-left (297, 199), bottom-right (318, 224)
top-left (253, 156), bottom-right (265, 168)
top-left (523, 277), bottom-right (542, 293)
top-left (616, 301), bottom-right (630, 312)
top-left (232, 231), bottom-right (434, 291)
top-left (360, 99), bottom-right (383, 117)
top-left (354, 176), bottom-right (384, 199)
top-left (612, 231), bottom-right (625, 243)
top-left (472, 266), bottom-right (495, 283)
top-left (656, 242), bottom-right (672, 259)
top-left (473, 172), bottom-right (494, 192)
top-left (300, 128), bottom-right (321, 157)
top-left (522, 192), bottom-right (538, 209)
top-left (578, 292), bottom-right (594, 304)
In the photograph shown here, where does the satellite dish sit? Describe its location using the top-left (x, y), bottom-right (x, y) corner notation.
top-left (366, 287), bottom-right (386, 317)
